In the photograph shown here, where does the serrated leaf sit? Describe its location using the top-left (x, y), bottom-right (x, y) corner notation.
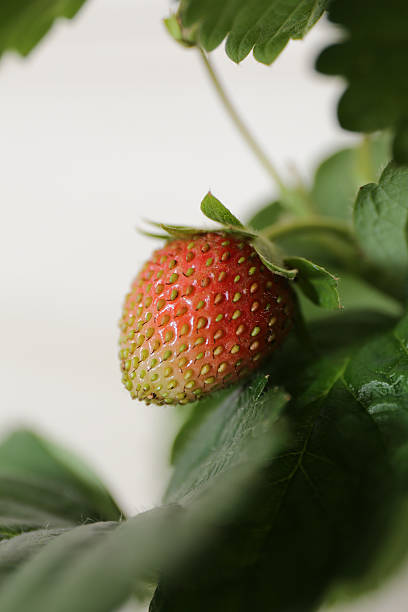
top-left (252, 236), bottom-right (297, 279)
top-left (284, 255), bottom-right (340, 310)
top-left (316, 0), bottom-right (408, 160)
top-left (0, 0), bottom-right (87, 60)
top-left (200, 192), bottom-right (244, 228)
top-left (353, 162), bottom-right (408, 292)
top-left (179, 0), bottom-right (327, 64)
top-left (165, 375), bottom-right (288, 504)
top-left (0, 430), bottom-right (123, 539)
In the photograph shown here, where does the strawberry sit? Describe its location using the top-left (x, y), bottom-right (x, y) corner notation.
top-left (119, 232), bottom-right (294, 405)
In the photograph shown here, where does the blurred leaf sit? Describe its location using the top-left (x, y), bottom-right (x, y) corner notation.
top-left (0, 508), bottom-right (181, 612)
top-left (284, 255), bottom-right (340, 310)
top-left (354, 162), bottom-right (408, 295)
top-left (179, 0), bottom-right (327, 64)
top-left (0, 429), bottom-right (123, 538)
top-left (200, 192), bottom-right (244, 228)
top-left (0, 0), bottom-right (87, 60)
top-left (298, 273), bottom-right (402, 324)
top-left (316, 0), bottom-right (408, 161)
top-left (311, 135), bottom-right (391, 220)
top-left (0, 527), bottom-right (71, 583)
top-left (247, 200), bottom-right (285, 230)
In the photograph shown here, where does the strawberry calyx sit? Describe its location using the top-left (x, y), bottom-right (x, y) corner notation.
top-left (141, 192), bottom-right (297, 280)
top-left (139, 191), bottom-right (341, 310)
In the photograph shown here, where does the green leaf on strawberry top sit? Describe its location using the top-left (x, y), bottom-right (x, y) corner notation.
top-left (200, 192), bottom-right (244, 228)
top-left (284, 256), bottom-right (341, 310)
top-left (252, 236), bottom-right (297, 280)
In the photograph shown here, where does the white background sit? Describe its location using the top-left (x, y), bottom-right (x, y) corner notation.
top-left (0, 1), bottom-right (406, 610)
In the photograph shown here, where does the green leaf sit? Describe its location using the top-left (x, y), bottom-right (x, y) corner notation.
top-left (0, 0), bottom-right (87, 60)
top-left (0, 510), bottom-right (177, 612)
top-left (311, 135), bottom-right (391, 220)
top-left (316, 0), bottom-right (408, 158)
top-left (165, 375), bottom-right (288, 504)
top-left (169, 388), bottom-right (232, 466)
top-left (159, 224), bottom-right (207, 239)
top-left (353, 162), bottom-right (408, 290)
top-left (179, 0), bottom-right (327, 64)
top-left (0, 429), bottom-right (123, 538)
top-left (284, 255), bottom-right (341, 310)
top-left (0, 374), bottom-right (288, 612)
top-left (298, 272), bottom-right (402, 325)
top-left (252, 236), bottom-right (297, 279)
top-left (152, 311), bottom-right (407, 612)
top-left (0, 528), bottom-right (70, 582)
top-left (321, 313), bottom-right (408, 603)
top-left (247, 200), bottom-right (285, 230)
top-left (200, 192), bottom-right (244, 228)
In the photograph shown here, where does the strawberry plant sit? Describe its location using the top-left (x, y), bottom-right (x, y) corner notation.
top-left (1, 1), bottom-right (408, 611)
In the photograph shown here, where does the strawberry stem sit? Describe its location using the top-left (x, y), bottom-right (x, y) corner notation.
top-left (199, 48), bottom-right (289, 199)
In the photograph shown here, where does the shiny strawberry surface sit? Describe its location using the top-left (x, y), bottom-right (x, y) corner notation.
top-left (119, 233), bottom-right (293, 404)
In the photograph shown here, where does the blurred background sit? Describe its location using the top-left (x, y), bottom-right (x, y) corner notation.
top-left (0, 0), bottom-right (405, 610)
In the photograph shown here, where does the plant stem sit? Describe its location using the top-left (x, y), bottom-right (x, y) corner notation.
top-left (260, 217), bottom-right (355, 244)
top-left (357, 134), bottom-right (376, 184)
top-left (198, 48), bottom-right (287, 196)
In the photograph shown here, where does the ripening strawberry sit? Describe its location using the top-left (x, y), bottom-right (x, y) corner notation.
top-left (119, 233), bottom-right (294, 405)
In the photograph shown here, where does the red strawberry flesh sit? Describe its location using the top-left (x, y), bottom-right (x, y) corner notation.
top-left (119, 233), bottom-right (293, 405)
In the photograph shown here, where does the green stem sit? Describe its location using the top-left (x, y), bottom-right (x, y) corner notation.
top-left (260, 217), bottom-right (355, 244)
top-left (357, 134), bottom-right (376, 184)
top-left (198, 48), bottom-right (288, 196)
